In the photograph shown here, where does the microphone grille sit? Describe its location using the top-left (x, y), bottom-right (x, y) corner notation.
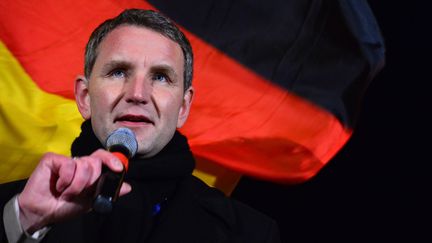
top-left (105, 128), bottom-right (138, 158)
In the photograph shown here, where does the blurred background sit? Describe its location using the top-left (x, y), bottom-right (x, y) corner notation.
top-left (1, 1), bottom-right (429, 242)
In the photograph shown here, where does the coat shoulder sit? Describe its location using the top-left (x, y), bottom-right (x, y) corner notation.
top-left (186, 176), bottom-right (281, 242)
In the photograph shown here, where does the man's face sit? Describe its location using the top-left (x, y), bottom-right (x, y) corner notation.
top-left (75, 25), bottom-right (193, 157)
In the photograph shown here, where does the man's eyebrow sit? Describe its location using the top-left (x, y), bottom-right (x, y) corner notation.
top-left (101, 60), bottom-right (133, 74)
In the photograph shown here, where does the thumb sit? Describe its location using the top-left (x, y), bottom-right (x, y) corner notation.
top-left (119, 182), bottom-right (132, 196)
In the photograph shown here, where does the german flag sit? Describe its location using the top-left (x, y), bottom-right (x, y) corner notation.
top-left (0, 0), bottom-right (384, 194)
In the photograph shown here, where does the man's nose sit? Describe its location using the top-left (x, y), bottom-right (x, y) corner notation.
top-left (124, 76), bottom-right (152, 104)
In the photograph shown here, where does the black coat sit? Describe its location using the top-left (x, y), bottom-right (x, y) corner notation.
top-left (1, 175), bottom-right (280, 243)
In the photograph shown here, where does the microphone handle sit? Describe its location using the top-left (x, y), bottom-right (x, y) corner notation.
top-left (93, 166), bottom-right (126, 213)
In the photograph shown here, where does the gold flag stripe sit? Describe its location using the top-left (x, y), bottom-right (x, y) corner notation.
top-left (0, 41), bottom-right (83, 183)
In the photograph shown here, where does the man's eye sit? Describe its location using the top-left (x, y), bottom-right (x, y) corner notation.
top-left (153, 73), bottom-right (169, 83)
top-left (109, 69), bottom-right (126, 79)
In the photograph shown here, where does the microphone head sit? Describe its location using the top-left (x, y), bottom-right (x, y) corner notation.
top-left (105, 127), bottom-right (138, 158)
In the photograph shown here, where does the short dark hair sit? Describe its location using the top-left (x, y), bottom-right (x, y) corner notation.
top-left (84, 9), bottom-right (193, 90)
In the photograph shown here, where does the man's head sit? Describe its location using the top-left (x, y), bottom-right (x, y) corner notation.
top-left (74, 9), bottom-right (194, 158)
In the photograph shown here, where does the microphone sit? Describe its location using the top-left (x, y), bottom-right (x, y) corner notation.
top-left (93, 127), bottom-right (138, 213)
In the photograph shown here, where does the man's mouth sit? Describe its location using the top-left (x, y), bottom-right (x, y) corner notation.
top-left (114, 115), bottom-right (154, 125)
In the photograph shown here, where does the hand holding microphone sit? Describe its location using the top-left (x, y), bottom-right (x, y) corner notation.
top-left (18, 127), bottom-right (137, 233)
top-left (93, 127), bottom-right (138, 213)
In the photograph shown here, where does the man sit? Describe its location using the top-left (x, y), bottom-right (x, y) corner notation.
top-left (1, 9), bottom-right (280, 242)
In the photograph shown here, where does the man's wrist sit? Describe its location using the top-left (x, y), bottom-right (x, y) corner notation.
top-left (3, 194), bottom-right (50, 243)
top-left (17, 194), bottom-right (45, 235)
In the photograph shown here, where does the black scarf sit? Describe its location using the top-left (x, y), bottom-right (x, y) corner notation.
top-left (71, 120), bottom-right (195, 181)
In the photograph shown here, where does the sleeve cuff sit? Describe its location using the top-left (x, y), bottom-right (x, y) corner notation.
top-left (3, 194), bottom-right (50, 243)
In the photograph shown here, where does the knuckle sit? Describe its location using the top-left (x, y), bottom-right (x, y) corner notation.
top-left (40, 152), bottom-right (56, 161)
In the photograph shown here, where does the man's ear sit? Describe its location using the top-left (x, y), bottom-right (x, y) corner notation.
top-left (75, 75), bottom-right (91, 119)
top-left (177, 87), bottom-right (194, 128)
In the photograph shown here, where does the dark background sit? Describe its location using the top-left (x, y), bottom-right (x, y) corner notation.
top-left (231, 2), bottom-right (430, 242)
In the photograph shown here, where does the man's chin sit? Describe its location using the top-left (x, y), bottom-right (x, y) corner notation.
top-left (134, 147), bottom-right (158, 158)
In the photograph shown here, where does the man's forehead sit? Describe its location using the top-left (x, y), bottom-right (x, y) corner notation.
top-left (98, 25), bottom-right (181, 54)
top-left (94, 25), bottom-right (184, 70)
